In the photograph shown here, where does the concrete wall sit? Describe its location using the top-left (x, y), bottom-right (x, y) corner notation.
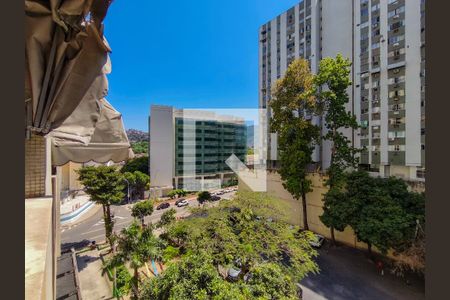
top-left (59, 162), bottom-right (83, 192)
top-left (150, 105), bottom-right (175, 187)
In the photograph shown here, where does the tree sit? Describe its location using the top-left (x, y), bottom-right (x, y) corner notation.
top-left (315, 54), bottom-right (361, 244)
top-left (168, 189), bottom-right (187, 199)
top-left (157, 208), bottom-right (177, 231)
top-left (246, 263), bottom-right (299, 299)
top-left (140, 252), bottom-right (246, 300)
top-left (197, 191), bottom-right (211, 206)
top-left (270, 58), bottom-right (321, 230)
top-left (77, 166), bottom-right (125, 246)
top-left (164, 191), bottom-right (319, 280)
top-left (106, 222), bottom-right (165, 299)
top-left (121, 156), bottom-right (149, 175)
top-left (345, 171), bottom-right (416, 256)
top-left (131, 141), bottom-right (149, 155)
top-left (131, 200), bottom-right (154, 227)
top-left (149, 191), bottom-right (318, 299)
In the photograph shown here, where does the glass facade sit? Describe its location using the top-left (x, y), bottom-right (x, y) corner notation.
top-left (174, 118), bottom-right (247, 177)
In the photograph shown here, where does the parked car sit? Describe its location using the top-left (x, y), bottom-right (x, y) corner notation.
top-left (176, 199), bottom-right (189, 207)
top-left (156, 202), bottom-right (170, 210)
top-left (175, 198), bottom-right (186, 205)
top-left (309, 233), bottom-right (325, 248)
top-left (211, 195), bottom-right (220, 201)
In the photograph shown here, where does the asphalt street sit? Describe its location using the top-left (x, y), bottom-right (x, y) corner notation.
top-left (61, 191), bottom-right (235, 248)
top-left (299, 244), bottom-right (425, 300)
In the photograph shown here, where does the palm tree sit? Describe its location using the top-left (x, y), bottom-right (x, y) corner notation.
top-left (105, 222), bottom-right (165, 299)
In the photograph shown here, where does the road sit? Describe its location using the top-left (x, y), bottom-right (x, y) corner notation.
top-left (299, 244), bottom-right (425, 300)
top-left (61, 191), bottom-right (236, 249)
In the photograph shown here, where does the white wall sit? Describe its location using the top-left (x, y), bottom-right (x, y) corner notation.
top-left (150, 105), bottom-right (174, 187)
top-left (405, 0), bottom-right (422, 167)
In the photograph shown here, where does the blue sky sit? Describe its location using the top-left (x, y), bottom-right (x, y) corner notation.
top-left (104, 0), bottom-right (300, 131)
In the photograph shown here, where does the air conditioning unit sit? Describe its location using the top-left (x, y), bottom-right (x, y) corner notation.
top-left (393, 14), bottom-right (399, 19)
top-left (394, 42), bottom-right (400, 47)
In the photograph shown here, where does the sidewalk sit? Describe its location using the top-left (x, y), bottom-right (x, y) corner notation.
top-left (61, 193), bottom-right (90, 215)
top-left (76, 249), bottom-right (114, 300)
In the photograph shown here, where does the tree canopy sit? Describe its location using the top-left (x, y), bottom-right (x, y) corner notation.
top-left (141, 191), bottom-right (318, 299)
top-left (131, 200), bottom-right (154, 227)
top-left (131, 141), bottom-right (149, 155)
top-left (335, 171), bottom-right (425, 255)
top-left (77, 165), bottom-right (125, 244)
top-left (121, 156), bottom-right (149, 175)
top-left (314, 55), bottom-right (361, 243)
top-left (123, 171), bottom-right (149, 200)
top-left (270, 58), bottom-right (321, 230)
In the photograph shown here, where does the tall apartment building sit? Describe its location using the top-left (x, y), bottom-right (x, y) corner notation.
top-left (150, 105), bottom-right (247, 191)
top-left (259, 0), bottom-right (354, 171)
top-left (354, 0), bottom-right (425, 180)
top-left (258, 0), bottom-right (425, 181)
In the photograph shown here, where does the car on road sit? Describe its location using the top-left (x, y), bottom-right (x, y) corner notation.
top-left (176, 199), bottom-right (189, 207)
top-left (211, 195), bottom-right (221, 201)
top-left (156, 202), bottom-right (170, 210)
top-left (174, 198), bottom-right (186, 205)
top-left (309, 233), bottom-right (325, 248)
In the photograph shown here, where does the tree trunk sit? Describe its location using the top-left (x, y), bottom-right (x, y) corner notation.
top-left (132, 267), bottom-right (139, 299)
top-left (141, 217), bottom-right (145, 228)
top-left (301, 190), bottom-right (309, 230)
top-left (105, 204), bottom-right (114, 247)
top-left (368, 243), bottom-right (373, 257)
top-left (330, 227), bottom-right (336, 245)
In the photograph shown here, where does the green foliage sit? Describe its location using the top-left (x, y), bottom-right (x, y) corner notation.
top-left (123, 171), bottom-right (150, 200)
top-left (115, 265), bottom-right (132, 296)
top-left (197, 191), bottom-right (211, 205)
top-left (158, 208), bottom-right (177, 230)
top-left (131, 200), bottom-right (154, 226)
top-left (337, 171), bottom-right (425, 254)
top-left (131, 141), bottom-right (149, 155)
top-left (247, 147), bottom-right (254, 155)
top-left (77, 166), bottom-right (126, 205)
top-left (270, 58), bottom-right (321, 230)
top-left (167, 189), bottom-right (187, 199)
top-left (143, 191), bottom-right (317, 299)
top-left (106, 222), bottom-right (165, 298)
top-left (140, 252), bottom-right (246, 300)
top-left (77, 166), bottom-right (125, 244)
top-left (246, 263), bottom-right (299, 299)
top-left (162, 246), bottom-right (180, 263)
top-left (315, 54), bottom-right (361, 187)
top-left (222, 177), bottom-right (238, 188)
top-left (121, 156), bottom-right (149, 175)
top-left (314, 55), bottom-right (362, 241)
top-left (164, 191), bottom-right (318, 279)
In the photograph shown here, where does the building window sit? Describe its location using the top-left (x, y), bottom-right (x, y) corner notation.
top-left (388, 35), bottom-right (405, 45)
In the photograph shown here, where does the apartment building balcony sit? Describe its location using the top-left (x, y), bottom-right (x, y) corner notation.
top-left (388, 151), bottom-right (406, 165)
top-left (388, 123), bottom-right (406, 131)
top-left (388, 137), bottom-right (406, 145)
